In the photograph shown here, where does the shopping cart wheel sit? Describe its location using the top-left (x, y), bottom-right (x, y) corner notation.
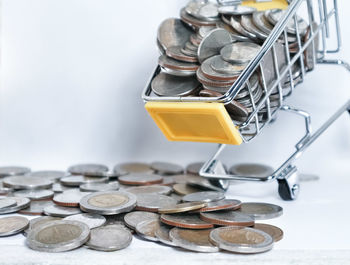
top-left (277, 166), bottom-right (300, 200)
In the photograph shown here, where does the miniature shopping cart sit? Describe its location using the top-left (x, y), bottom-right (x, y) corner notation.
top-left (142, 0), bottom-right (350, 200)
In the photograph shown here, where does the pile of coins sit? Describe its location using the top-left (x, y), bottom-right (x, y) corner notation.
top-left (0, 163), bottom-right (283, 254)
top-left (153, 0), bottom-right (317, 124)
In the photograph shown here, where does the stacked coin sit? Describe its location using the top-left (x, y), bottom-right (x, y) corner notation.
top-left (0, 162), bottom-right (284, 254)
top-left (153, 0), bottom-right (316, 124)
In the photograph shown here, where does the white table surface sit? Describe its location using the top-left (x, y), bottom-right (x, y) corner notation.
top-left (1, 157), bottom-right (350, 265)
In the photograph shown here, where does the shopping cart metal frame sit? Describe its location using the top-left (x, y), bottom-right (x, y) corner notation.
top-left (142, 0), bottom-right (350, 200)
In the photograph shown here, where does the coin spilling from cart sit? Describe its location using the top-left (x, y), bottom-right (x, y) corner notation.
top-left (1, 163), bottom-right (284, 253)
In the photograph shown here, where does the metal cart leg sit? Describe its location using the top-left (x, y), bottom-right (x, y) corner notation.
top-left (200, 57), bottom-right (350, 200)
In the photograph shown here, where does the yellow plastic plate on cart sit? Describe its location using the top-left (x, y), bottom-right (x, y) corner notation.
top-left (242, 0), bottom-right (289, 11)
top-left (145, 102), bottom-right (243, 145)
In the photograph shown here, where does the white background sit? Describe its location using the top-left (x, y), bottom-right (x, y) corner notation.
top-left (0, 0), bottom-right (350, 262)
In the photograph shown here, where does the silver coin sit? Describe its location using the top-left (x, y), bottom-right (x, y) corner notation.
top-left (118, 174), bottom-right (163, 186)
top-left (197, 3), bottom-right (219, 21)
top-left (260, 42), bottom-right (288, 88)
top-left (181, 46), bottom-right (198, 57)
top-left (125, 185), bottom-right (172, 195)
top-left (182, 191), bottom-right (225, 203)
top-left (0, 216), bottom-right (29, 237)
top-left (230, 163), bottom-right (274, 179)
top-left (184, 0), bottom-right (203, 17)
top-left (0, 197), bottom-right (31, 214)
top-left (124, 211), bottom-right (159, 230)
top-left (64, 213), bottom-right (106, 229)
top-left (68, 163), bottom-right (108, 177)
top-left (0, 198), bottom-right (17, 209)
top-left (80, 191), bottom-right (137, 215)
top-left (113, 162), bottom-right (153, 175)
top-left (53, 190), bottom-right (91, 207)
top-left (186, 162), bottom-right (204, 175)
top-left (218, 5), bottom-right (256, 15)
top-left (185, 41), bottom-right (199, 51)
top-left (43, 204), bottom-right (82, 217)
top-left (209, 55), bottom-right (246, 75)
top-left (157, 18), bottom-right (193, 51)
top-left (136, 194), bottom-right (177, 212)
top-left (198, 26), bottom-right (216, 38)
top-left (80, 182), bottom-right (119, 192)
top-left (161, 67), bottom-right (197, 77)
top-left (151, 72), bottom-right (200, 97)
top-left (200, 211), bottom-right (255, 226)
top-left (29, 170), bottom-right (66, 181)
top-left (196, 68), bottom-right (234, 91)
top-left (23, 216), bottom-right (62, 237)
top-left (150, 162), bottom-right (184, 175)
top-left (0, 166), bottom-right (30, 177)
top-left (60, 175), bottom-right (108, 187)
top-left (52, 183), bottom-right (72, 193)
top-left (85, 225), bottom-right (132, 251)
top-left (26, 220), bottom-right (90, 252)
top-left (166, 46), bottom-right (198, 63)
top-left (266, 9), bottom-right (308, 35)
top-left (201, 56), bottom-right (240, 81)
top-left (198, 199), bottom-right (242, 212)
top-left (216, 21), bottom-right (250, 42)
top-left (19, 200), bottom-right (54, 216)
top-left (209, 226), bottom-right (274, 253)
top-left (2, 176), bottom-right (53, 190)
top-left (220, 42), bottom-right (261, 64)
top-left (230, 16), bottom-right (258, 40)
top-left (170, 227), bottom-right (218, 253)
top-left (0, 181), bottom-right (13, 195)
top-left (237, 202), bottom-right (283, 220)
top-left (252, 12), bottom-right (274, 35)
top-left (158, 54), bottom-right (199, 72)
top-left (160, 213), bottom-right (213, 229)
top-left (198, 28), bottom-right (232, 63)
top-left (241, 14), bottom-right (268, 40)
top-left (13, 189), bottom-right (54, 200)
top-left (155, 223), bottom-right (176, 246)
top-left (135, 219), bottom-right (160, 242)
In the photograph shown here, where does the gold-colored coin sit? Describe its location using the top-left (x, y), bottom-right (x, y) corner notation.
top-left (158, 202), bottom-right (206, 214)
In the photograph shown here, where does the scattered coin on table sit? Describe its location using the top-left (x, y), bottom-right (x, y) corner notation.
top-left (0, 161), bottom-right (284, 254)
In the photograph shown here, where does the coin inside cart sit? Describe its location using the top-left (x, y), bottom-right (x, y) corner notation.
top-left (79, 191), bottom-right (137, 215)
